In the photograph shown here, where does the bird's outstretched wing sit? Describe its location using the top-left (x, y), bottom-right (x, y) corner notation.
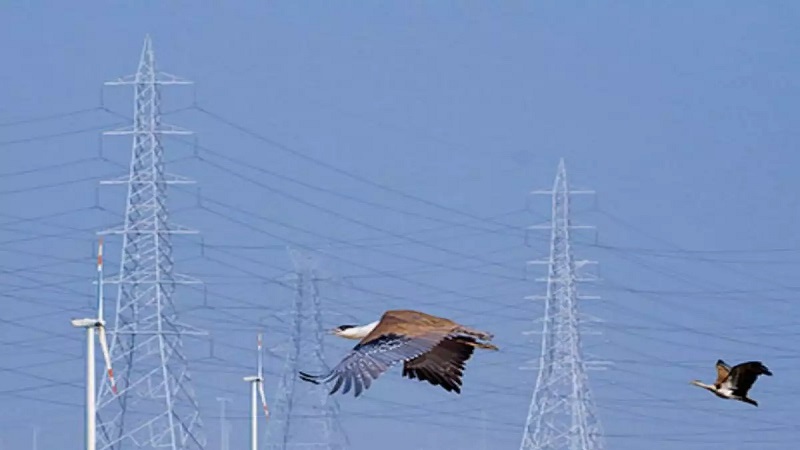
top-left (299, 332), bottom-right (447, 397)
top-left (714, 359), bottom-right (731, 385)
top-left (401, 336), bottom-right (476, 393)
top-left (725, 361), bottom-right (773, 396)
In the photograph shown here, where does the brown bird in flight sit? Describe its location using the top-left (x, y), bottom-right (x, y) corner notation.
top-left (298, 309), bottom-right (498, 397)
top-left (690, 359), bottom-right (772, 407)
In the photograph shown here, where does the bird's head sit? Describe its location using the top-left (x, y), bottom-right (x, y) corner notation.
top-left (329, 325), bottom-right (358, 339)
top-left (689, 380), bottom-right (715, 391)
top-left (329, 323), bottom-right (377, 340)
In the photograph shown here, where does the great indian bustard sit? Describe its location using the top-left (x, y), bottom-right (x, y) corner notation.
top-left (690, 359), bottom-right (772, 407)
top-left (298, 309), bottom-right (498, 397)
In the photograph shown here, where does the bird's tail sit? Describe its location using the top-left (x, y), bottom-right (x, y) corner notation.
top-left (471, 341), bottom-right (499, 351)
top-left (457, 337), bottom-right (498, 351)
top-left (456, 326), bottom-right (494, 342)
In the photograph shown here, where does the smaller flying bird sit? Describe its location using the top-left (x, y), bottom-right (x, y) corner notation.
top-left (298, 309), bottom-right (498, 397)
top-left (690, 359), bottom-right (772, 407)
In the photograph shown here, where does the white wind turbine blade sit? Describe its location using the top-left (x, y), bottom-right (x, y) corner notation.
top-left (96, 237), bottom-right (118, 395)
top-left (257, 332), bottom-right (269, 421)
top-left (96, 237), bottom-right (105, 320)
top-left (258, 381), bottom-right (270, 421)
top-left (257, 333), bottom-right (263, 378)
top-left (97, 326), bottom-right (118, 395)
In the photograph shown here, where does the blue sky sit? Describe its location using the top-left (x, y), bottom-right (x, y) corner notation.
top-left (1, 1), bottom-right (799, 449)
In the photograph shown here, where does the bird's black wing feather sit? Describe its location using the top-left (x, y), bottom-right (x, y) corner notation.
top-left (298, 332), bottom-right (445, 397)
top-left (401, 337), bottom-right (476, 394)
top-left (728, 361), bottom-right (772, 396)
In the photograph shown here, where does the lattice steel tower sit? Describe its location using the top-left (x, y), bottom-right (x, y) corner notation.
top-left (519, 159), bottom-right (605, 450)
top-left (95, 35), bottom-right (207, 450)
top-left (264, 248), bottom-right (348, 450)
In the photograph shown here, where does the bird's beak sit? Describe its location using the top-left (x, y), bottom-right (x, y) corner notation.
top-left (327, 328), bottom-right (338, 335)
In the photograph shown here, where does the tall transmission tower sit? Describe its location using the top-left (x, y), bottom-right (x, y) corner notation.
top-left (264, 248), bottom-right (348, 450)
top-left (216, 397), bottom-right (231, 450)
top-left (94, 35), bottom-right (207, 450)
top-left (519, 158), bottom-right (606, 450)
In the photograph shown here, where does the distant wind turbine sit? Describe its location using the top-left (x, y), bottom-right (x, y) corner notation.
top-left (70, 237), bottom-right (118, 450)
top-left (243, 332), bottom-right (270, 450)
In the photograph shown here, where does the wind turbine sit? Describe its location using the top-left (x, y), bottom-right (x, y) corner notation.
top-left (71, 237), bottom-right (118, 450)
top-left (243, 332), bottom-right (270, 450)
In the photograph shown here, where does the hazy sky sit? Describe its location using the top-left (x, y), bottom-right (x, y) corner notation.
top-left (1, 2), bottom-right (799, 449)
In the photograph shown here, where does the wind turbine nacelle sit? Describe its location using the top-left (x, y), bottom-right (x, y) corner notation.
top-left (71, 318), bottom-right (100, 328)
top-left (243, 376), bottom-right (261, 382)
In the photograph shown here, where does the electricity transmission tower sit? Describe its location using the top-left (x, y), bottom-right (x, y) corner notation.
top-left (95, 35), bottom-right (207, 450)
top-left (264, 248), bottom-right (348, 450)
top-left (216, 397), bottom-right (231, 450)
top-left (519, 158), bottom-right (606, 450)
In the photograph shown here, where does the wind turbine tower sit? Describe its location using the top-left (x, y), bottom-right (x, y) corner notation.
top-left (94, 35), bottom-right (207, 450)
top-left (71, 237), bottom-right (117, 450)
top-left (264, 249), bottom-right (348, 450)
top-left (519, 159), bottom-right (606, 450)
top-left (243, 332), bottom-right (270, 450)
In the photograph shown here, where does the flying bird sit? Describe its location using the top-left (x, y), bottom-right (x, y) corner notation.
top-left (298, 309), bottom-right (498, 397)
top-left (690, 359), bottom-right (772, 407)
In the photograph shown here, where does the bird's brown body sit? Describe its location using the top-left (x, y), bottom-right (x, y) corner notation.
top-left (299, 309), bottom-right (498, 397)
top-left (380, 310), bottom-right (498, 392)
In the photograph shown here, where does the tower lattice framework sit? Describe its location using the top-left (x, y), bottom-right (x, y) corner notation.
top-left (264, 249), bottom-right (348, 450)
top-left (519, 159), bottom-right (606, 450)
top-left (95, 35), bottom-right (207, 450)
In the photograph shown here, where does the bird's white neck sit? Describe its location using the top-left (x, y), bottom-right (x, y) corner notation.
top-left (339, 321), bottom-right (379, 339)
top-left (690, 380), bottom-right (716, 391)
